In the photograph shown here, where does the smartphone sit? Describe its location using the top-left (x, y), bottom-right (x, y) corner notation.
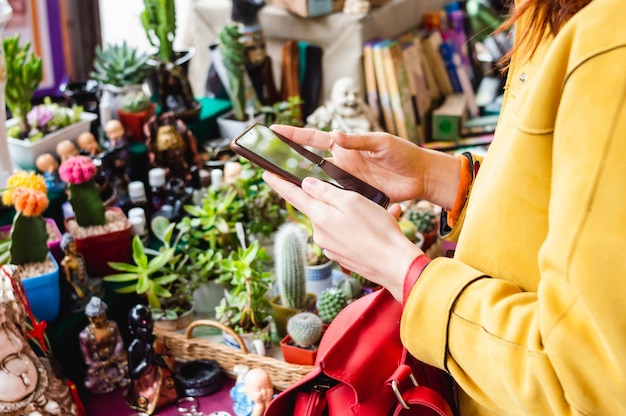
top-left (230, 123), bottom-right (390, 208)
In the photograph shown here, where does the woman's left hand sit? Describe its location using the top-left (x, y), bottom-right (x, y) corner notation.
top-left (263, 172), bottom-right (423, 301)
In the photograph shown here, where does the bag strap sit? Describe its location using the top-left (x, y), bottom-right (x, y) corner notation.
top-left (392, 385), bottom-right (454, 416)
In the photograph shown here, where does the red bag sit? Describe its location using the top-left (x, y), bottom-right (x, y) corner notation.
top-left (265, 287), bottom-right (458, 416)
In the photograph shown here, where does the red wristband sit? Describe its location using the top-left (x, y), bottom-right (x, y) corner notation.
top-left (402, 254), bottom-right (431, 305)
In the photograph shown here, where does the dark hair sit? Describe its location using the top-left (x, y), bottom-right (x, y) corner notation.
top-left (497, 0), bottom-right (593, 67)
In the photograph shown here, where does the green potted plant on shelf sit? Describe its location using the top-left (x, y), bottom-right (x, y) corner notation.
top-left (261, 96), bottom-right (304, 127)
top-left (214, 240), bottom-right (274, 353)
top-left (140, 0), bottom-right (200, 121)
top-left (116, 89), bottom-right (156, 143)
top-left (4, 34), bottom-right (96, 170)
top-left (104, 217), bottom-right (195, 329)
top-left (280, 312), bottom-right (325, 365)
top-left (90, 40), bottom-right (154, 126)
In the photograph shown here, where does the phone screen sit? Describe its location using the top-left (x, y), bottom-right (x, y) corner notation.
top-left (231, 123), bottom-right (390, 208)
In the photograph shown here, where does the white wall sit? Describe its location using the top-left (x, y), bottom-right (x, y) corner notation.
top-left (98, 0), bottom-right (190, 52)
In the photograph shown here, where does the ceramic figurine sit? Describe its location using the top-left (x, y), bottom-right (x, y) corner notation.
top-left (60, 232), bottom-right (104, 311)
top-left (306, 76), bottom-right (381, 133)
top-left (102, 119), bottom-right (131, 204)
top-left (77, 131), bottom-right (103, 157)
top-left (56, 139), bottom-right (80, 163)
top-left (230, 364), bottom-right (254, 416)
top-left (243, 368), bottom-right (275, 416)
top-left (79, 296), bottom-right (130, 394)
top-left (35, 152), bottom-right (64, 192)
top-left (125, 304), bottom-right (178, 415)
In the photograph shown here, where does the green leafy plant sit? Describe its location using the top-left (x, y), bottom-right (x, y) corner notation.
top-left (104, 218), bottom-right (190, 320)
top-left (261, 96), bottom-right (304, 127)
top-left (215, 240), bottom-right (274, 335)
top-left (90, 41), bottom-right (154, 87)
top-left (120, 90), bottom-right (152, 113)
top-left (140, 0), bottom-right (176, 62)
top-left (4, 33), bottom-right (43, 139)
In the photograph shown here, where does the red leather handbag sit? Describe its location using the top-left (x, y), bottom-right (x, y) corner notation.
top-left (265, 287), bottom-right (458, 416)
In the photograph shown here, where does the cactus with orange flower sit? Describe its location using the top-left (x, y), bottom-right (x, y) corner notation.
top-left (2, 171), bottom-right (50, 265)
top-left (58, 155), bottom-right (105, 227)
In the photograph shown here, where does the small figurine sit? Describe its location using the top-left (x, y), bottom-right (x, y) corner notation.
top-left (243, 368), bottom-right (274, 416)
top-left (306, 76), bottom-right (381, 133)
top-left (56, 139), bottom-right (80, 163)
top-left (77, 131), bottom-right (103, 157)
top-left (79, 296), bottom-right (130, 394)
top-left (60, 232), bottom-right (104, 311)
top-left (35, 152), bottom-right (64, 192)
top-left (145, 113), bottom-right (201, 184)
top-left (125, 304), bottom-right (178, 415)
top-left (102, 119), bottom-right (131, 204)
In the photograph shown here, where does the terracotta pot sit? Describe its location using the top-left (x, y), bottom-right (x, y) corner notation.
top-left (280, 334), bottom-right (318, 366)
top-left (64, 206), bottom-right (132, 278)
top-left (117, 104), bottom-right (156, 143)
top-left (270, 293), bottom-right (317, 339)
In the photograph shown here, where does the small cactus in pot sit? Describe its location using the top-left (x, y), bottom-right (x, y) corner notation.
top-left (287, 312), bottom-right (324, 349)
top-left (58, 155), bottom-right (106, 227)
top-left (317, 287), bottom-right (348, 324)
top-left (274, 222), bottom-right (308, 309)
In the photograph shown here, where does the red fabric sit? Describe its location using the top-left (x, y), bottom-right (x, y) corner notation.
top-left (403, 254), bottom-right (431, 305)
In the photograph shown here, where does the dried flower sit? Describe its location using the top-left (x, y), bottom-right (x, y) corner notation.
top-left (2, 170), bottom-right (47, 206)
top-left (59, 156), bottom-right (105, 227)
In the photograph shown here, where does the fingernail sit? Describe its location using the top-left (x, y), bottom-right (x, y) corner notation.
top-left (302, 177), bottom-right (316, 192)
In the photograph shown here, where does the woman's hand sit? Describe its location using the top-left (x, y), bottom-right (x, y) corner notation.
top-left (271, 125), bottom-right (460, 208)
top-left (263, 171), bottom-right (423, 301)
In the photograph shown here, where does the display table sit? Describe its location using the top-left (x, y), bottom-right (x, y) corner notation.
top-left (187, 0), bottom-right (448, 102)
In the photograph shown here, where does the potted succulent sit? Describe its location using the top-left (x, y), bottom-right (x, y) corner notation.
top-left (116, 89), bottom-right (156, 143)
top-left (90, 40), bottom-right (154, 126)
top-left (280, 312), bottom-right (325, 366)
top-left (270, 222), bottom-right (318, 339)
top-left (4, 33), bottom-right (96, 170)
top-left (59, 155), bottom-right (132, 277)
top-left (140, 0), bottom-right (200, 121)
top-left (317, 287), bottom-right (348, 324)
top-left (104, 216), bottom-right (195, 329)
top-left (214, 240), bottom-right (274, 354)
top-left (1, 172), bottom-right (61, 322)
top-left (214, 22), bottom-right (263, 140)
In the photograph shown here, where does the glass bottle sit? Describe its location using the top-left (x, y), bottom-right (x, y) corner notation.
top-left (148, 167), bottom-right (167, 212)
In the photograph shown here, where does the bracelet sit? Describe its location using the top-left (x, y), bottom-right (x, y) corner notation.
top-left (445, 153), bottom-right (472, 228)
top-left (402, 254), bottom-right (431, 305)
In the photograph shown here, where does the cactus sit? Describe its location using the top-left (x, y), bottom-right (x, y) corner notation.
top-left (218, 23), bottom-right (247, 121)
top-left (274, 223), bottom-right (308, 309)
top-left (58, 156), bottom-right (105, 227)
top-left (407, 201), bottom-right (437, 234)
top-left (9, 187), bottom-right (50, 265)
top-left (287, 312), bottom-right (324, 349)
top-left (336, 275), bottom-right (363, 300)
top-left (140, 0), bottom-right (176, 62)
top-left (317, 287), bottom-right (348, 324)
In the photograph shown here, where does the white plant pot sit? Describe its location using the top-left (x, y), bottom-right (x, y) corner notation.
top-left (7, 112), bottom-right (98, 170)
top-left (192, 280), bottom-right (225, 316)
top-left (216, 110), bottom-right (265, 141)
top-left (99, 83), bottom-right (144, 127)
top-left (306, 260), bottom-right (335, 298)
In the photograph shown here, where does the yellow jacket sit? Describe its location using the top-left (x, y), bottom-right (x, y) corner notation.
top-left (401, 0), bottom-right (626, 414)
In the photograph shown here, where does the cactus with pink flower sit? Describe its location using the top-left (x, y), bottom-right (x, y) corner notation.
top-left (58, 155), bottom-right (105, 227)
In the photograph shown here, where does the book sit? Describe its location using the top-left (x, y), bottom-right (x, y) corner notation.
top-left (381, 40), bottom-right (420, 143)
top-left (363, 38), bottom-right (382, 128)
top-left (371, 39), bottom-right (396, 135)
top-left (398, 31), bottom-right (432, 129)
top-left (420, 29), bottom-right (454, 97)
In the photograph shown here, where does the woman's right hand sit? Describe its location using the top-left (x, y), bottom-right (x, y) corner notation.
top-left (270, 125), bottom-right (459, 207)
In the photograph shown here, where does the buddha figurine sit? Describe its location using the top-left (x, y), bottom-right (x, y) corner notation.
top-left (78, 296), bottom-right (129, 394)
top-left (60, 232), bottom-right (104, 312)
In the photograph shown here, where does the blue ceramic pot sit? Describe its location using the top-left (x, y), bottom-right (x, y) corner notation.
top-left (21, 252), bottom-right (61, 322)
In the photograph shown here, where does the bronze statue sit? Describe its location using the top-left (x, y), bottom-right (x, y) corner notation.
top-left (79, 296), bottom-right (129, 394)
top-left (60, 233), bottom-right (104, 311)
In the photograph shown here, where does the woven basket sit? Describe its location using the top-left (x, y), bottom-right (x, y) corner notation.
top-left (156, 319), bottom-right (314, 391)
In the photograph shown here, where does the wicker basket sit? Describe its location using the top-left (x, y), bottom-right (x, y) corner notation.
top-left (156, 319), bottom-right (314, 391)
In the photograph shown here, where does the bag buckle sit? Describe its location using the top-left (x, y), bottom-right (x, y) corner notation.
top-left (391, 373), bottom-right (418, 409)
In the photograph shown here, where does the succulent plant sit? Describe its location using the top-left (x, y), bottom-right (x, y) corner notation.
top-left (218, 22), bottom-right (247, 121)
top-left (274, 222), bottom-right (308, 309)
top-left (140, 0), bottom-right (177, 62)
top-left (90, 41), bottom-right (154, 87)
top-left (4, 33), bottom-right (43, 138)
top-left (120, 90), bottom-right (152, 113)
top-left (406, 201), bottom-right (438, 234)
top-left (317, 287), bottom-right (348, 324)
top-left (287, 312), bottom-right (324, 349)
top-left (58, 156), bottom-right (105, 227)
top-left (336, 275), bottom-right (363, 300)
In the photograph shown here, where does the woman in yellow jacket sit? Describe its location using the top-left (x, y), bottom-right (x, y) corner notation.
top-left (263, 0), bottom-right (626, 414)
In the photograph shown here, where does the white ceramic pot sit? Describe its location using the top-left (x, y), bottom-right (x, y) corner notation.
top-left (99, 83), bottom-right (143, 127)
top-left (216, 110), bottom-right (265, 141)
top-left (192, 280), bottom-right (225, 316)
top-left (222, 323), bottom-right (271, 356)
top-left (306, 260), bottom-right (335, 298)
top-left (7, 112), bottom-right (97, 170)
